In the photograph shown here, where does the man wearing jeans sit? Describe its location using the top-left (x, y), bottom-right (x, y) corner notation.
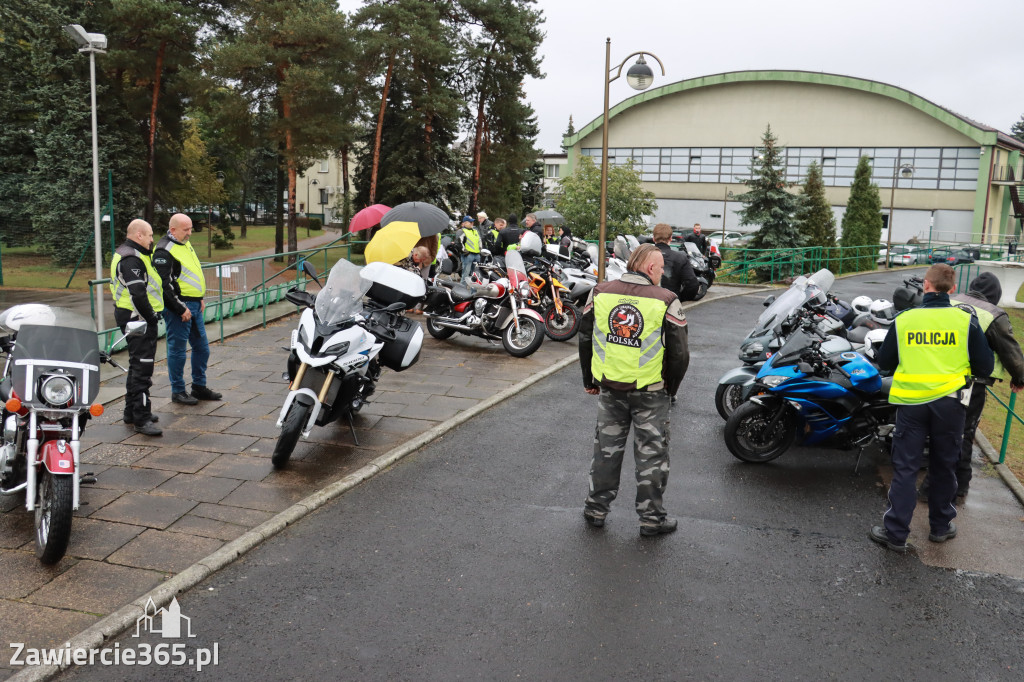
top-left (153, 213), bottom-right (222, 405)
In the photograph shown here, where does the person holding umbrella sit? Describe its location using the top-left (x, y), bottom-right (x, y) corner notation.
top-left (458, 215), bottom-right (482, 284)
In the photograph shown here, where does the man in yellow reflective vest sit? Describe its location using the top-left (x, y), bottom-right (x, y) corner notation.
top-left (152, 213), bottom-right (222, 406)
top-left (869, 264), bottom-right (992, 552)
top-left (918, 271), bottom-right (1024, 500)
top-left (110, 219), bottom-right (164, 436)
top-left (578, 244), bottom-right (690, 536)
top-left (457, 216), bottom-right (481, 284)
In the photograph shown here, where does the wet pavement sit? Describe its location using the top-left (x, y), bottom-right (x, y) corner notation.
top-left (3, 273), bottom-right (1024, 679)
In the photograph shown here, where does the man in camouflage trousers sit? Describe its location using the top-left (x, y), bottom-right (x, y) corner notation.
top-left (579, 244), bottom-right (690, 536)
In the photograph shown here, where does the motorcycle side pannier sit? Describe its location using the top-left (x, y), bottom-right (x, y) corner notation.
top-left (361, 262), bottom-right (427, 308)
top-left (379, 315), bottom-right (424, 372)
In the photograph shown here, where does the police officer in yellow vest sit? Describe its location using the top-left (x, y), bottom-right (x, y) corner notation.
top-left (458, 215), bottom-right (481, 284)
top-left (110, 219), bottom-right (164, 436)
top-left (152, 213), bottom-right (222, 407)
top-left (579, 244), bottom-right (690, 536)
top-left (917, 271), bottom-right (1024, 501)
top-left (869, 264), bottom-right (993, 553)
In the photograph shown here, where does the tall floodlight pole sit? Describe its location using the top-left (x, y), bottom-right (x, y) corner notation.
top-left (64, 24), bottom-right (107, 331)
top-left (885, 163), bottom-right (914, 268)
top-left (597, 39), bottom-right (665, 282)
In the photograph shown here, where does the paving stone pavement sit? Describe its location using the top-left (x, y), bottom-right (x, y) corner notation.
top-left (0, 309), bottom-right (583, 677)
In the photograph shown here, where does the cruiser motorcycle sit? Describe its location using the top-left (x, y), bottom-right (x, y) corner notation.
top-left (0, 304), bottom-right (143, 563)
top-left (273, 260), bottom-right (425, 468)
top-left (423, 249), bottom-right (546, 357)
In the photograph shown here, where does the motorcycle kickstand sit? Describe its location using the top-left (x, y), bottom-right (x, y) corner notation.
top-left (347, 412), bottom-right (360, 446)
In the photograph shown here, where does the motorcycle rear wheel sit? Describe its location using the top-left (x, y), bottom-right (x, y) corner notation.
top-left (724, 401), bottom-right (796, 463)
top-left (35, 471), bottom-right (73, 564)
top-left (542, 301), bottom-right (581, 341)
top-left (502, 316), bottom-right (544, 357)
top-left (425, 316), bottom-right (456, 340)
top-left (272, 402), bottom-right (311, 469)
top-left (715, 383), bottom-right (745, 420)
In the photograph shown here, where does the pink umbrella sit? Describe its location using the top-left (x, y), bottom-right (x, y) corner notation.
top-left (348, 204), bottom-right (391, 233)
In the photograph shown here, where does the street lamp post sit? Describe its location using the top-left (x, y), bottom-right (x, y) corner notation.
top-left (307, 178), bottom-right (318, 237)
top-left (885, 163), bottom-right (914, 268)
top-left (597, 39), bottom-right (665, 282)
top-left (64, 24), bottom-right (107, 331)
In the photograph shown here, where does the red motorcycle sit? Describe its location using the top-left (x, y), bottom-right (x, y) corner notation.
top-left (423, 250), bottom-right (546, 357)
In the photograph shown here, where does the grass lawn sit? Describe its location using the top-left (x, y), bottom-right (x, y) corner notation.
top-left (978, 304), bottom-right (1024, 483)
top-left (1, 226), bottom-right (361, 291)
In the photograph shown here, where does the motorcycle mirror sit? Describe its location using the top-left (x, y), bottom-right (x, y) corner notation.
top-left (106, 319), bottom-right (148, 354)
top-left (384, 302), bottom-right (407, 312)
top-left (763, 295), bottom-right (776, 307)
top-left (798, 362), bottom-right (814, 374)
top-left (301, 260), bottom-right (321, 285)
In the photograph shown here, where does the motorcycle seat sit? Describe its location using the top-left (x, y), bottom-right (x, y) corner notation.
top-left (0, 378), bottom-right (9, 404)
top-left (879, 376), bottom-right (892, 397)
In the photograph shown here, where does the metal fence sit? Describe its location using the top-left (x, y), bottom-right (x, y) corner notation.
top-left (89, 237), bottom-right (364, 351)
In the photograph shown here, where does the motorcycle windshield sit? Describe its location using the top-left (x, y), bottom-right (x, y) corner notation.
top-left (771, 329), bottom-right (815, 367)
top-left (314, 259), bottom-right (372, 327)
top-left (504, 250), bottom-right (529, 289)
top-left (5, 306), bottom-right (102, 407)
top-left (752, 281), bottom-right (809, 335)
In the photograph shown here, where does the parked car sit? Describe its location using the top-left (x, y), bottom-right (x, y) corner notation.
top-left (709, 231), bottom-right (752, 248)
top-left (877, 244), bottom-right (929, 266)
top-left (928, 247), bottom-right (975, 266)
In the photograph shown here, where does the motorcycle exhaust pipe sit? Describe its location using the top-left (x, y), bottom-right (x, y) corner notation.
top-left (431, 319), bottom-right (476, 332)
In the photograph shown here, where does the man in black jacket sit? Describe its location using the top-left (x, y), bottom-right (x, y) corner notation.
top-left (109, 219), bottom-right (163, 436)
top-left (684, 223), bottom-right (709, 256)
top-left (918, 271), bottom-right (1024, 500)
top-left (652, 223), bottom-right (699, 301)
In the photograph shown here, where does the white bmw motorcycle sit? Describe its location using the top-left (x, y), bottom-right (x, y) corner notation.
top-left (273, 259), bottom-right (425, 468)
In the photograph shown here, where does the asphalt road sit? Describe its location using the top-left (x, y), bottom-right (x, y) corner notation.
top-left (63, 269), bottom-right (1024, 681)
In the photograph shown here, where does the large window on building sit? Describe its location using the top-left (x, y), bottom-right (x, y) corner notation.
top-left (580, 146), bottom-right (980, 190)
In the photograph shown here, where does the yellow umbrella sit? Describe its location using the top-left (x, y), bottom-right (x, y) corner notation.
top-left (364, 221), bottom-right (422, 265)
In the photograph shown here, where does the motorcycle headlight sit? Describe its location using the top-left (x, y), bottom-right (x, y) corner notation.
top-left (519, 281), bottom-right (531, 297)
top-left (760, 375), bottom-right (788, 388)
top-left (40, 375), bottom-right (74, 407)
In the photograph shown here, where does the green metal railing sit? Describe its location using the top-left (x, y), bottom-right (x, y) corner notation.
top-left (88, 237), bottom-right (369, 351)
top-left (985, 388), bottom-right (1021, 464)
top-left (718, 244), bottom-right (881, 283)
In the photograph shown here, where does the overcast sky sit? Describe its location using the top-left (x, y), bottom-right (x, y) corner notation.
top-left (341, 0), bottom-right (1024, 154)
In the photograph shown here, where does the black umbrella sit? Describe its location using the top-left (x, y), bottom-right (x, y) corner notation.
top-left (533, 209), bottom-right (565, 225)
top-left (380, 201), bottom-right (451, 238)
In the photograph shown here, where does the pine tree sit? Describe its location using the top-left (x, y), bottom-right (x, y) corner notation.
top-left (839, 156), bottom-right (883, 271)
top-left (734, 125), bottom-right (801, 252)
top-left (795, 161), bottom-right (836, 249)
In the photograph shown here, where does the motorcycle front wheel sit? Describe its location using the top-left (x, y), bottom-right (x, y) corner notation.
top-left (715, 382), bottom-right (746, 420)
top-left (693, 277), bottom-right (709, 301)
top-left (502, 316), bottom-right (544, 357)
top-left (272, 402), bottom-right (312, 469)
top-left (35, 471), bottom-right (73, 564)
top-left (425, 315), bottom-right (456, 340)
top-left (542, 301), bottom-right (581, 341)
top-left (724, 401), bottom-right (796, 463)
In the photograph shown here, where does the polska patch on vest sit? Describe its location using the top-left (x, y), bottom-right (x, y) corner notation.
top-left (606, 303), bottom-right (644, 348)
top-left (906, 330), bottom-right (958, 346)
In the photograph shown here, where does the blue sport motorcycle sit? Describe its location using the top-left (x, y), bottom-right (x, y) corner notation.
top-left (723, 323), bottom-right (895, 465)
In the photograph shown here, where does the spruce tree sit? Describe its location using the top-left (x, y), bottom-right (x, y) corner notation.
top-left (1012, 114), bottom-right (1024, 144)
top-left (839, 156), bottom-right (883, 271)
top-left (734, 125), bottom-right (801, 252)
top-left (561, 115), bottom-right (575, 153)
top-left (795, 161), bottom-right (837, 270)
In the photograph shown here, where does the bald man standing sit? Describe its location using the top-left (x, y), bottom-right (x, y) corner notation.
top-left (153, 213), bottom-right (221, 406)
top-left (110, 219), bottom-right (163, 436)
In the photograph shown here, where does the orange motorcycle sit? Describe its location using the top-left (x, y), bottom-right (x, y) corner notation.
top-left (525, 257), bottom-right (581, 342)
